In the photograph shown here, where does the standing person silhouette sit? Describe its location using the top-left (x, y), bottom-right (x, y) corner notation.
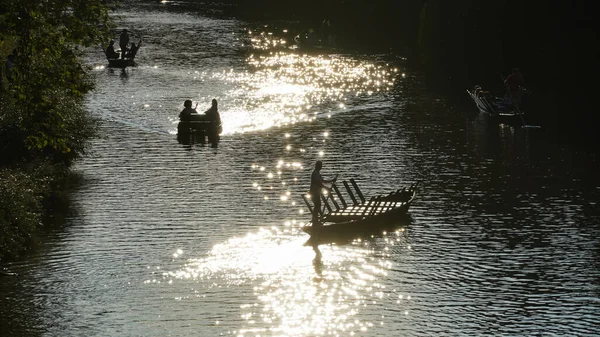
top-left (310, 161), bottom-right (336, 226)
top-left (309, 160), bottom-right (336, 258)
top-left (119, 29), bottom-right (130, 59)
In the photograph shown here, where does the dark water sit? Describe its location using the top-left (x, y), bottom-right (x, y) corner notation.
top-left (2, 1), bottom-right (599, 336)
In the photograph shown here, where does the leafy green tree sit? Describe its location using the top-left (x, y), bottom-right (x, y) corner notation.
top-left (0, 0), bottom-right (116, 166)
top-left (0, 0), bottom-right (116, 259)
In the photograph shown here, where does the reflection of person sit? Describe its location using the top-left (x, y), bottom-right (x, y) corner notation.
top-left (105, 40), bottom-right (119, 59)
top-left (179, 100), bottom-right (196, 122)
top-left (204, 99), bottom-right (222, 147)
top-left (309, 161), bottom-right (335, 226)
top-left (119, 29), bottom-right (130, 59)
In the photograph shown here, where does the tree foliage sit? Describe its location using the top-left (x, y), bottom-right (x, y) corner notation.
top-left (0, 0), bottom-right (116, 259)
top-left (1, 0), bottom-right (116, 165)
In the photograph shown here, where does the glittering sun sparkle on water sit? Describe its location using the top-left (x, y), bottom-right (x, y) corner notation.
top-left (213, 52), bottom-right (399, 134)
top-left (162, 227), bottom-right (409, 336)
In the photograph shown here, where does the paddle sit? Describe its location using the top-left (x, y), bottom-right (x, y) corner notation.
top-left (500, 74), bottom-right (541, 129)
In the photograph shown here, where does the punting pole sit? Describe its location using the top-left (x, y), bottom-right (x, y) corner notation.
top-left (343, 180), bottom-right (359, 206)
top-left (301, 194), bottom-right (313, 214)
top-left (349, 178), bottom-right (366, 204)
top-left (333, 184), bottom-right (347, 208)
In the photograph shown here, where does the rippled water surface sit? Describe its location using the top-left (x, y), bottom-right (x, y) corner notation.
top-left (2, 1), bottom-right (600, 336)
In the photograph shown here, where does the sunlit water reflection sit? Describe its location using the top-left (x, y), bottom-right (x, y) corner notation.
top-left (162, 227), bottom-right (410, 336)
top-left (1, 1), bottom-right (599, 337)
top-left (85, 7), bottom-right (399, 138)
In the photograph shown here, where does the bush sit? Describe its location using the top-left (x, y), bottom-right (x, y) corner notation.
top-left (0, 167), bottom-right (45, 260)
top-left (0, 0), bottom-right (114, 260)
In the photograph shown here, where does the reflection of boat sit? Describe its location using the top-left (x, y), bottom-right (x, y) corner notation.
top-left (300, 178), bottom-right (418, 241)
top-left (466, 88), bottom-right (522, 124)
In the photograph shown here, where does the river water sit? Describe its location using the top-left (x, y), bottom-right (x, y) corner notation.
top-left (2, 1), bottom-right (600, 336)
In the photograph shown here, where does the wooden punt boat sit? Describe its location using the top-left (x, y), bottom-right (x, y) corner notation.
top-left (300, 178), bottom-right (418, 240)
top-left (106, 40), bottom-right (141, 68)
top-left (466, 88), bottom-right (521, 123)
top-left (467, 87), bottom-right (542, 129)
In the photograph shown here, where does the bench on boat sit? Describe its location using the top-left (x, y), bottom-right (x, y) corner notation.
top-left (178, 114), bottom-right (211, 132)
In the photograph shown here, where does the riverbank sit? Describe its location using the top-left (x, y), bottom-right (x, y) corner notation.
top-left (0, 0), bottom-right (113, 261)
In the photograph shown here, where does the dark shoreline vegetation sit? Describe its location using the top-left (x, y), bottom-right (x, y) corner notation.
top-left (0, 0), bottom-right (597, 261)
top-left (0, 0), bottom-right (116, 261)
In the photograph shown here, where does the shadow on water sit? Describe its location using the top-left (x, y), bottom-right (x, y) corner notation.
top-left (0, 171), bottom-right (85, 336)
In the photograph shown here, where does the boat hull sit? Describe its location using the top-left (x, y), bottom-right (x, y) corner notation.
top-left (301, 184), bottom-right (417, 244)
top-left (107, 58), bottom-right (135, 68)
top-left (303, 213), bottom-right (411, 246)
top-left (177, 118), bottom-right (222, 146)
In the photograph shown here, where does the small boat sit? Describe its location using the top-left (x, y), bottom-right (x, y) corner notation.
top-left (466, 87), bottom-right (542, 129)
top-left (300, 178), bottom-right (418, 241)
top-left (466, 88), bottom-right (523, 124)
top-left (106, 39), bottom-right (141, 68)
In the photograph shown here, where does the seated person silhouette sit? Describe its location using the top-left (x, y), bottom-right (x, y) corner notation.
top-left (105, 40), bottom-right (119, 59)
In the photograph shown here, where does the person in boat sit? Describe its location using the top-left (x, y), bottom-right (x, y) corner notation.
top-left (204, 98), bottom-right (222, 146)
top-left (504, 68), bottom-right (525, 106)
top-left (105, 40), bottom-right (119, 59)
top-left (125, 39), bottom-right (142, 59)
top-left (119, 29), bottom-right (130, 59)
top-left (309, 160), bottom-right (336, 226)
top-left (179, 99), bottom-right (196, 122)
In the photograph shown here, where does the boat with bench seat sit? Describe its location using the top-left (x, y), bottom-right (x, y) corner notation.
top-left (300, 178), bottom-right (418, 240)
